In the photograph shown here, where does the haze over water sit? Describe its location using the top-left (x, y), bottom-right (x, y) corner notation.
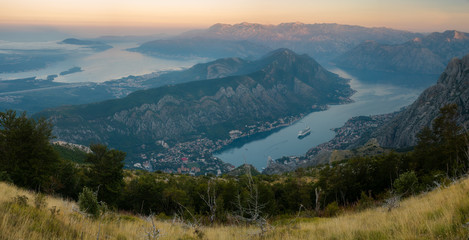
top-left (0, 41), bottom-right (207, 83)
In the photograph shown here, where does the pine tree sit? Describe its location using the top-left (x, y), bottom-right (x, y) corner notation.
top-left (0, 110), bottom-right (59, 190)
top-left (414, 104), bottom-right (466, 176)
top-left (85, 144), bottom-right (126, 207)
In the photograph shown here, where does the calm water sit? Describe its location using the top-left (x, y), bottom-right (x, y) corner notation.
top-left (0, 42), bottom-right (206, 83)
top-left (214, 68), bottom-right (431, 170)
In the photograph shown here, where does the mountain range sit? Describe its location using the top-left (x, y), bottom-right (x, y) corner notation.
top-left (334, 30), bottom-right (469, 74)
top-left (128, 37), bottom-right (271, 59)
top-left (36, 49), bottom-right (354, 169)
top-left (131, 22), bottom-right (422, 63)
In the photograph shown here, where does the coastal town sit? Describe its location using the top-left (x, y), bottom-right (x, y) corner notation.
top-left (130, 114), bottom-right (304, 175)
top-left (309, 111), bottom-right (399, 154)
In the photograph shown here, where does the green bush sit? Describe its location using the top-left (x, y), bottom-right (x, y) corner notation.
top-left (324, 201), bottom-right (340, 217)
top-left (393, 171), bottom-right (419, 196)
top-left (357, 191), bottom-right (374, 210)
top-left (78, 187), bottom-right (100, 218)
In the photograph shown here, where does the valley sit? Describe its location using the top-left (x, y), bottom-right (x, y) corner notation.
top-left (35, 49), bottom-right (355, 174)
top-left (216, 67), bottom-right (431, 171)
top-left (2, 4), bottom-right (469, 236)
top-left (0, 26), bottom-right (461, 175)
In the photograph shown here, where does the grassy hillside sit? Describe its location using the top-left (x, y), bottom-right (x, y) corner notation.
top-left (1, 175), bottom-right (469, 239)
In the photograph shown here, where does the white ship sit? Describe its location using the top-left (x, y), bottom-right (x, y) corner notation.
top-left (297, 127), bottom-right (311, 138)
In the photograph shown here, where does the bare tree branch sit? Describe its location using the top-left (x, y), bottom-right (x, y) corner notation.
top-left (234, 166), bottom-right (271, 235)
top-left (199, 179), bottom-right (217, 225)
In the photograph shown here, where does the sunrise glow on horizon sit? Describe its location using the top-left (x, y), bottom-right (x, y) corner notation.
top-left (1, 0), bottom-right (469, 34)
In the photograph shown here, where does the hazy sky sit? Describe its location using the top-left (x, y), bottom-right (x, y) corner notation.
top-left (1, 0), bottom-right (469, 34)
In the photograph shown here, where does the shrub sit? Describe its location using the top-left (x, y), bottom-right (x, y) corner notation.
top-left (34, 193), bottom-right (47, 209)
top-left (357, 191), bottom-right (374, 210)
top-left (78, 187), bottom-right (100, 218)
top-left (13, 195), bottom-right (29, 206)
top-left (393, 171), bottom-right (419, 196)
top-left (324, 201), bottom-right (340, 217)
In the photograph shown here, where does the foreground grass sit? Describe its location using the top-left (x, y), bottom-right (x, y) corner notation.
top-left (1, 178), bottom-right (469, 240)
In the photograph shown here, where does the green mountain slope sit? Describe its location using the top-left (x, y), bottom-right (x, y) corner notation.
top-left (36, 49), bottom-right (354, 169)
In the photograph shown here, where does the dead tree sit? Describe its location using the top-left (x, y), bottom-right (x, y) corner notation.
top-left (174, 202), bottom-right (204, 239)
top-left (234, 167), bottom-right (270, 234)
top-left (384, 195), bottom-right (400, 212)
top-left (142, 213), bottom-right (161, 240)
top-left (200, 179), bottom-right (217, 225)
top-left (315, 187), bottom-right (321, 215)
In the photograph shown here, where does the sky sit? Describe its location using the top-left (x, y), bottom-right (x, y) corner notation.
top-left (1, 0), bottom-right (469, 35)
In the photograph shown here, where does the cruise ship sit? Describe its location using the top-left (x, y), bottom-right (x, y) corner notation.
top-left (297, 127), bottom-right (311, 138)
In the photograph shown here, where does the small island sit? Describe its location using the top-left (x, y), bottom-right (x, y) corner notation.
top-left (59, 38), bottom-right (113, 51)
top-left (59, 67), bottom-right (83, 76)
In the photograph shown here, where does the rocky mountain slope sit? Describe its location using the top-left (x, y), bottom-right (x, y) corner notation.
top-left (134, 22), bottom-right (421, 63)
top-left (264, 53), bottom-right (469, 174)
top-left (372, 53), bottom-right (469, 148)
top-left (334, 30), bottom-right (469, 74)
top-left (36, 49), bottom-right (354, 170)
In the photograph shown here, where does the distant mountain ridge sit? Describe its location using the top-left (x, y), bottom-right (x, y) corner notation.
top-left (36, 49), bottom-right (354, 168)
top-left (372, 53), bottom-right (469, 148)
top-left (194, 22), bottom-right (418, 43)
top-left (133, 22), bottom-right (421, 63)
top-left (128, 37), bottom-right (271, 59)
top-left (334, 30), bottom-right (469, 74)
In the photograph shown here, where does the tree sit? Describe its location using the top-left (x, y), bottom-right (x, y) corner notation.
top-left (54, 159), bottom-right (83, 199)
top-left (414, 104), bottom-right (466, 176)
top-left (120, 173), bottom-right (166, 214)
top-left (85, 144), bottom-right (126, 207)
top-left (0, 110), bottom-right (60, 190)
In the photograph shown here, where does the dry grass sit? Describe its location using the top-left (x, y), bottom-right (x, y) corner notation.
top-left (1, 177), bottom-right (469, 240)
top-left (264, 178), bottom-right (469, 240)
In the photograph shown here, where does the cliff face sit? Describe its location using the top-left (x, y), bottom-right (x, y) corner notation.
top-left (334, 31), bottom-right (469, 74)
top-left (373, 54), bottom-right (469, 148)
top-left (38, 49), bottom-right (354, 154)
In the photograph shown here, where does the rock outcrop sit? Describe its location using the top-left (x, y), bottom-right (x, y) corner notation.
top-left (373, 54), bottom-right (469, 148)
